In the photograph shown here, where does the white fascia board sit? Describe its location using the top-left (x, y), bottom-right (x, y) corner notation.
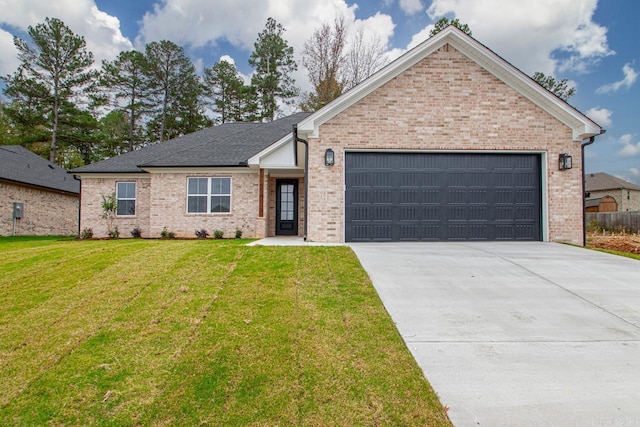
top-left (297, 26), bottom-right (602, 142)
top-left (247, 134), bottom-right (292, 166)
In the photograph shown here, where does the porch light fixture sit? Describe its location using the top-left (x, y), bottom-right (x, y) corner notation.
top-left (325, 148), bottom-right (335, 166)
top-left (558, 153), bottom-right (572, 171)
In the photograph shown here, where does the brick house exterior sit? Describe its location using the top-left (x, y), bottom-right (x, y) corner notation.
top-left (73, 27), bottom-right (601, 244)
top-left (585, 173), bottom-right (640, 212)
top-left (0, 146), bottom-right (80, 236)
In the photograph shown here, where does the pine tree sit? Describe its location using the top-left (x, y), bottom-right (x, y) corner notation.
top-left (2, 17), bottom-right (97, 163)
top-left (249, 18), bottom-right (298, 121)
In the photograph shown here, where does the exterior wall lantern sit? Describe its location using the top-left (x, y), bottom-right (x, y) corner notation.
top-left (325, 148), bottom-right (335, 166)
top-left (558, 153), bottom-right (572, 171)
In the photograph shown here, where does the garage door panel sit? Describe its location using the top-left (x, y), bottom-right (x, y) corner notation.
top-left (345, 152), bottom-right (541, 242)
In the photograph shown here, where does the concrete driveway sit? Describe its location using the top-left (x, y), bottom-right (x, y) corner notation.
top-left (349, 242), bottom-right (640, 427)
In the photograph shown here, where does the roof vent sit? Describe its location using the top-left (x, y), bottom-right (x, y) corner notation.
top-left (48, 164), bottom-right (55, 169)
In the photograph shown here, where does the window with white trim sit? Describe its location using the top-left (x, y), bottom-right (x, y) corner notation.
top-left (187, 177), bottom-right (231, 213)
top-left (116, 182), bottom-right (136, 216)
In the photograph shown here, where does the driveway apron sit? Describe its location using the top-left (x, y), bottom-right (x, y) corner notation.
top-left (349, 242), bottom-right (640, 427)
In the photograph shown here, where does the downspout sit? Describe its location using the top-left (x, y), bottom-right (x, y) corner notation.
top-left (293, 124), bottom-right (308, 241)
top-left (581, 130), bottom-right (605, 246)
top-left (74, 174), bottom-right (81, 237)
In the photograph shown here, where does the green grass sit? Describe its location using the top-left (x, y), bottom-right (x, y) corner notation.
top-left (587, 246), bottom-right (640, 261)
top-left (0, 237), bottom-right (450, 426)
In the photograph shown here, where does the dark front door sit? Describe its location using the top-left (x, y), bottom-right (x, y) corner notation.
top-left (276, 179), bottom-right (298, 235)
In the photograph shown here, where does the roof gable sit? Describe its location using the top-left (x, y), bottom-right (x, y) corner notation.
top-left (297, 26), bottom-right (601, 142)
top-left (585, 172), bottom-right (640, 192)
top-left (0, 146), bottom-right (79, 194)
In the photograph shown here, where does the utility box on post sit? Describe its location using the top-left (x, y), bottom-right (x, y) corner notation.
top-left (13, 202), bottom-right (24, 219)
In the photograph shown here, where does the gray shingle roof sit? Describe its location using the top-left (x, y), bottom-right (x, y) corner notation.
top-left (71, 112), bottom-right (312, 173)
top-left (0, 145), bottom-right (80, 194)
top-left (585, 172), bottom-right (640, 192)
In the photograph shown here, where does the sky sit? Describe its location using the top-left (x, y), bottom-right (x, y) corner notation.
top-left (0, 0), bottom-right (638, 183)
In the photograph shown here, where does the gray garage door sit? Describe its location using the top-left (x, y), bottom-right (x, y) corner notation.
top-left (345, 152), bottom-right (541, 242)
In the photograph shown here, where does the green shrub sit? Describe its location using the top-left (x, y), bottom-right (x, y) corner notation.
top-left (213, 229), bottom-right (223, 239)
top-left (80, 227), bottom-right (93, 239)
top-left (235, 228), bottom-right (243, 239)
top-left (107, 225), bottom-right (119, 239)
top-left (161, 227), bottom-right (176, 239)
top-left (195, 228), bottom-right (209, 239)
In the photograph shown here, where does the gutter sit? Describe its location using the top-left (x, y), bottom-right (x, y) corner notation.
top-left (293, 124), bottom-right (308, 241)
top-left (581, 130), bottom-right (606, 246)
top-left (73, 174), bottom-right (82, 236)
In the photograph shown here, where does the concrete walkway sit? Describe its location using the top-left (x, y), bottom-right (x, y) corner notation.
top-left (247, 236), bottom-right (344, 246)
top-left (349, 242), bottom-right (640, 427)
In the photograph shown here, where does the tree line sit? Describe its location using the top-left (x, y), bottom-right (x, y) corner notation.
top-left (0, 17), bottom-right (305, 167)
top-left (1, 17), bottom-right (573, 169)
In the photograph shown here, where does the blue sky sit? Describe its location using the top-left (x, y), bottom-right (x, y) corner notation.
top-left (0, 0), bottom-right (638, 183)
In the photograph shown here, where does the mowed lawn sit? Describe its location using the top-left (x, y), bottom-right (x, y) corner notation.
top-left (0, 237), bottom-right (450, 426)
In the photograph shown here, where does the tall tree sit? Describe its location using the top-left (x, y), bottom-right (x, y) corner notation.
top-left (144, 40), bottom-right (201, 142)
top-left (2, 17), bottom-right (97, 163)
top-left (249, 17), bottom-right (298, 121)
top-left (532, 72), bottom-right (576, 101)
top-left (203, 60), bottom-right (245, 123)
top-left (166, 72), bottom-right (211, 137)
top-left (429, 17), bottom-right (472, 37)
top-left (95, 110), bottom-right (131, 159)
top-left (101, 50), bottom-right (149, 151)
top-left (301, 17), bottom-right (347, 111)
top-left (344, 27), bottom-right (388, 90)
top-left (0, 103), bottom-right (20, 146)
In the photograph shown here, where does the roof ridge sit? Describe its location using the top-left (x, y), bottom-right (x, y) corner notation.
top-left (136, 121), bottom-right (264, 168)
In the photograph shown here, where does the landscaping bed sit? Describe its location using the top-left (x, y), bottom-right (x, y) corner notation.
top-left (587, 233), bottom-right (640, 255)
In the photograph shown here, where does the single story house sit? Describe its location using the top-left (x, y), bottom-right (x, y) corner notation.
top-left (72, 26), bottom-right (602, 244)
top-left (1, 145), bottom-right (80, 236)
top-left (585, 172), bottom-right (640, 212)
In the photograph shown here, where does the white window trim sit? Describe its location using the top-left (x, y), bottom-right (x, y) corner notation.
top-left (186, 177), bottom-right (232, 214)
top-left (116, 181), bottom-right (136, 217)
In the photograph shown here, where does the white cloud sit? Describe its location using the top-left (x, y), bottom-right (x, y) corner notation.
top-left (630, 168), bottom-right (640, 176)
top-left (0, 0), bottom-right (132, 70)
top-left (620, 134), bottom-right (634, 144)
top-left (407, 25), bottom-right (434, 50)
top-left (220, 55), bottom-right (236, 65)
top-left (425, 0), bottom-right (613, 76)
top-left (585, 107), bottom-right (612, 127)
top-left (596, 63), bottom-right (638, 94)
top-left (618, 135), bottom-right (640, 157)
top-left (136, 0), bottom-right (395, 95)
top-left (0, 29), bottom-right (19, 77)
top-left (399, 0), bottom-right (424, 15)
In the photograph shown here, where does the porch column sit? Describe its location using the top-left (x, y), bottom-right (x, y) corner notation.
top-left (255, 169), bottom-right (268, 238)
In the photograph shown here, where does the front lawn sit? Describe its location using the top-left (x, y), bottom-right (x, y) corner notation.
top-left (0, 237), bottom-right (450, 426)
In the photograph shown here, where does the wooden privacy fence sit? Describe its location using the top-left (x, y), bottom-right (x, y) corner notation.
top-left (586, 212), bottom-right (640, 233)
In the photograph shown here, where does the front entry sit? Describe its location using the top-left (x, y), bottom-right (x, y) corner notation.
top-left (276, 179), bottom-right (298, 235)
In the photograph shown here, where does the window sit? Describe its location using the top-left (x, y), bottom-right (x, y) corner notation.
top-left (187, 177), bottom-right (231, 213)
top-left (116, 182), bottom-right (136, 216)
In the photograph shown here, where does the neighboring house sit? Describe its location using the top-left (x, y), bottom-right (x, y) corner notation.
top-left (0, 145), bottom-right (80, 236)
top-left (585, 195), bottom-right (617, 213)
top-left (72, 27), bottom-right (602, 244)
top-left (585, 172), bottom-right (640, 212)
